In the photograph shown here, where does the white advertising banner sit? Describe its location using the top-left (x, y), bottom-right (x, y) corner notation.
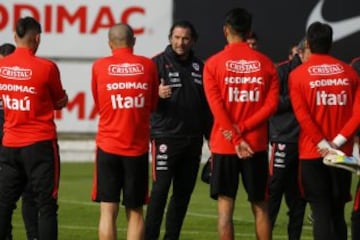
top-left (54, 62), bottom-right (97, 132)
top-left (0, 1), bottom-right (173, 132)
top-left (0, 0), bottom-right (172, 58)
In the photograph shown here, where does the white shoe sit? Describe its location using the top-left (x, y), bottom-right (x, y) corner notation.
top-left (323, 149), bottom-right (360, 175)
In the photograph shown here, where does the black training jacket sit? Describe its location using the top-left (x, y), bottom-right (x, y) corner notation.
top-left (150, 45), bottom-right (212, 139)
top-left (269, 55), bottom-right (302, 143)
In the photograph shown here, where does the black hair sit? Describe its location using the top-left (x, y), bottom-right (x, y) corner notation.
top-left (224, 8), bottom-right (252, 38)
top-left (306, 21), bottom-right (332, 54)
top-left (168, 20), bottom-right (198, 42)
top-left (15, 16), bottom-right (42, 38)
top-left (0, 43), bottom-right (15, 56)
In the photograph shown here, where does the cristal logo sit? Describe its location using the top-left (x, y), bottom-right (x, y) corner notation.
top-left (308, 64), bottom-right (344, 76)
top-left (108, 63), bottom-right (144, 76)
top-left (0, 66), bottom-right (32, 80)
top-left (226, 60), bottom-right (261, 73)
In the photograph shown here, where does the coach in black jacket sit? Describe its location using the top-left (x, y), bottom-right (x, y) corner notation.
top-left (268, 41), bottom-right (308, 240)
top-left (145, 20), bottom-right (212, 240)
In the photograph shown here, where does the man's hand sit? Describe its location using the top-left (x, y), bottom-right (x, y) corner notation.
top-left (159, 78), bottom-right (172, 99)
top-left (235, 140), bottom-right (254, 159)
top-left (55, 91), bottom-right (68, 110)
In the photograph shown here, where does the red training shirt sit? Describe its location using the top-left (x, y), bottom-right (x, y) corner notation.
top-left (92, 47), bottom-right (158, 156)
top-left (204, 42), bottom-right (279, 154)
top-left (289, 54), bottom-right (360, 159)
top-left (0, 47), bottom-right (66, 147)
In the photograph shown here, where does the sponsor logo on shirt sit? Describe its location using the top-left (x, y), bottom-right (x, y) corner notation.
top-left (316, 90), bottom-right (347, 106)
top-left (108, 63), bottom-right (144, 76)
top-left (228, 87), bottom-right (259, 102)
top-left (191, 72), bottom-right (202, 78)
top-left (0, 66), bottom-right (32, 80)
top-left (309, 78), bottom-right (349, 88)
top-left (226, 60), bottom-right (261, 73)
top-left (106, 82), bottom-right (148, 90)
top-left (0, 84), bottom-right (36, 94)
top-left (110, 93), bottom-right (145, 109)
top-left (308, 64), bottom-right (344, 76)
top-left (168, 72), bottom-right (179, 77)
top-left (2, 94), bottom-right (30, 111)
top-left (225, 76), bottom-right (263, 85)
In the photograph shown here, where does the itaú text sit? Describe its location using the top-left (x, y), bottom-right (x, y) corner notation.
top-left (228, 87), bottom-right (260, 102)
top-left (316, 90), bottom-right (347, 106)
top-left (0, 4), bottom-right (145, 34)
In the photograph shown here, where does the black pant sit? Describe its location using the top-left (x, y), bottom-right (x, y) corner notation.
top-left (22, 183), bottom-right (39, 240)
top-left (352, 179), bottom-right (360, 240)
top-left (268, 142), bottom-right (306, 240)
top-left (0, 140), bottom-right (60, 240)
top-left (301, 159), bottom-right (351, 240)
top-left (145, 137), bottom-right (203, 240)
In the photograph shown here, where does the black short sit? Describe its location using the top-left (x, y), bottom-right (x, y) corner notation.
top-left (92, 147), bottom-right (149, 208)
top-left (210, 151), bottom-right (269, 202)
top-left (300, 158), bottom-right (351, 203)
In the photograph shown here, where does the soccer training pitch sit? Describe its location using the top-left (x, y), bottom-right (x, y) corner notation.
top-left (11, 162), bottom-right (357, 239)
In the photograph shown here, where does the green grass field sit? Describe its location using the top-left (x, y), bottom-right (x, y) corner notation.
top-left (11, 162), bottom-right (357, 239)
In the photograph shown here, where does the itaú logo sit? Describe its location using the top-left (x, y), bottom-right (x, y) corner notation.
top-left (225, 60), bottom-right (261, 73)
top-left (0, 66), bottom-right (32, 80)
top-left (108, 63), bottom-right (144, 76)
top-left (308, 64), bottom-right (344, 76)
top-left (111, 93), bottom-right (145, 109)
top-left (2, 94), bottom-right (30, 111)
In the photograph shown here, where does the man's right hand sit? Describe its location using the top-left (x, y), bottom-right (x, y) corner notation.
top-left (159, 78), bottom-right (172, 99)
top-left (235, 140), bottom-right (254, 159)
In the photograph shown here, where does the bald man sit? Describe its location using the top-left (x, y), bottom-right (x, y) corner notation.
top-left (91, 23), bottom-right (158, 240)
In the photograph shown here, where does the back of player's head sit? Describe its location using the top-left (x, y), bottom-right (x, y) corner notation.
top-left (108, 23), bottom-right (135, 49)
top-left (306, 21), bottom-right (332, 54)
top-left (15, 16), bottom-right (41, 39)
top-left (0, 43), bottom-right (15, 57)
top-left (169, 20), bottom-right (198, 42)
top-left (224, 8), bottom-right (252, 39)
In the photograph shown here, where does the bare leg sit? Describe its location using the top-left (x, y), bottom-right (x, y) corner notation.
top-left (217, 195), bottom-right (235, 240)
top-left (126, 207), bottom-right (145, 240)
top-left (252, 201), bottom-right (272, 240)
top-left (99, 202), bottom-right (119, 240)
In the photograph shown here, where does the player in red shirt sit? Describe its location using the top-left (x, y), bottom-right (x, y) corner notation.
top-left (203, 8), bottom-right (279, 240)
top-left (91, 23), bottom-right (158, 240)
top-left (350, 56), bottom-right (360, 240)
top-left (289, 22), bottom-right (360, 240)
top-left (0, 43), bottom-right (39, 240)
top-left (0, 17), bottom-right (68, 240)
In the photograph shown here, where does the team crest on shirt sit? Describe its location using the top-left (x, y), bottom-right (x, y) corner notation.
top-left (278, 143), bottom-right (286, 151)
top-left (108, 63), bottom-right (144, 76)
top-left (192, 62), bottom-right (200, 71)
top-left (0, 66), bottom-right (32, 80)
top-left (159, 144), bottom-right (168, 153)
top-left (308, 64), bottom-right (344, 76)
top-left (225, 60), bottom-right (261, 73)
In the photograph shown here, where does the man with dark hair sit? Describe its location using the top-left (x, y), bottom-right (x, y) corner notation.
top-left (145, 20), bottom-right (212, 239)
top-left (268, 38), bottom-right (309, 240)
top-left (91, 23), bottom-right (158, 240)
top-left (0, 44), bottom-right (15, 57)
top-left (289, 21), bottom-right (360, 240)
top-left (203, 8), bottom-right (279, 240)
top-left (0, 43), bottom-right (39, 240)
top-left (0, 16), bottom-right (68, 240)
